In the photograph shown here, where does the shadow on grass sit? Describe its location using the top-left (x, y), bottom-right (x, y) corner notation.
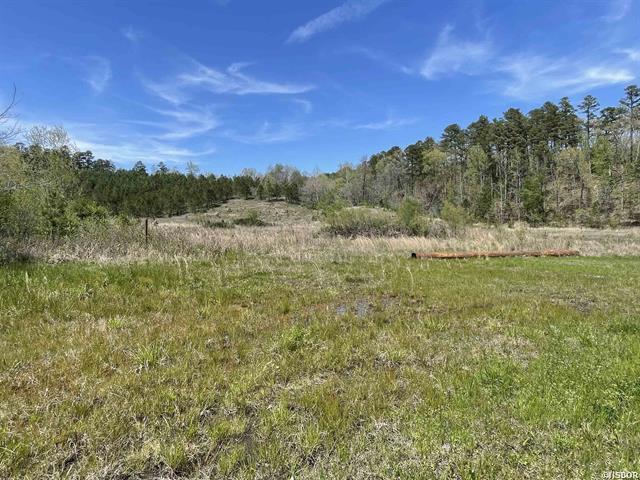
top-left (0, 245), bottom-right (37, 266)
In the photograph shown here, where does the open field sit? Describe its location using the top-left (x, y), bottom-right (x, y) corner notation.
top-left (2, 201), bottom-right (640, 478)
top-left (9, 199), bottom-right (640, 264)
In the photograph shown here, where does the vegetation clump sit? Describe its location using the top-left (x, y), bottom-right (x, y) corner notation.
top-left (197, 210), bottom-right (269, 229)
top-left (323, 201), bottom-right (453, 238)
top-left (323, 207), bottom-right (404, 237)
top-left (232, 209), bottom-right (268, 227)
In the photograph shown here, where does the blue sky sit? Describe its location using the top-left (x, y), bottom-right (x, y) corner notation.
top-left (1, 0), bottom-right (639, 174)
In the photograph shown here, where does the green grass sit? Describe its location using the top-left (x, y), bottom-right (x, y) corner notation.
top-left (1, 254), bottom-right (640, 478)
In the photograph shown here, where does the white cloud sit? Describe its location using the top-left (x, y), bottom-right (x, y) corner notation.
top-left (603, 0), bottom-right (631, 22)
top-left (499, 54), bottom-right (634, 99)
top-left (415, 22), bottom-right (637, 100)
top-left (322, 115), bottom-right (417, 131)
top-left (139, 76), bottom-right (188, 105)
top-left (353, 116), bottom-right (417, 130)
top-left (180, 62), bottom-right (314, 95)
top-left (73, 137), bottom-right (216, 166)
top-left (147, 106), bottom-right (220, 140)
top-left (420, 24), bottom-right (493, 79)
top-left (224, 122), bottom-right (306, 144)
top-left (344, 46), bottom-right (413, 74)
top-left (142, 60), bottom-right (314, 103)
top-left (81, 56), bottom-right (111, 93)
top-left (617, 48), bottom-right (640, 62)
top-left (122, 105), bottom-right (220, 142)
top-left (33, 117), bottom-right (219, 167)
top-left (292, 98), bottom-right (313, 114)
top-left (122, 26), bottom-right (143, 44)
top-left (288, 0), bottom-right (392, 44)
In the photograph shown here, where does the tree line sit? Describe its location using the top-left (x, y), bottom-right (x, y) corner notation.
top-left (2, 84), bottom-right (639, 241)
top-left (0, 124), bottom-right (308, 239)
top-left (314, 85), bottom-right (640, 226)
top-left (76, 159), bottom-right (306, 217)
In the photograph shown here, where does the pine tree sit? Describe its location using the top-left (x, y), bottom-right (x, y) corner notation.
top-left (579, 94), bottom-right (600, 149)
top-left (620, 85), bottom-right (640, 164)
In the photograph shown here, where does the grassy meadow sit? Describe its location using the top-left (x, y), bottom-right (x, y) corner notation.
top-left (2, 200), bottom-right (640, 478)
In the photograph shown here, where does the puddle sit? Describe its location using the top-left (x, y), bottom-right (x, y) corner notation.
top-left (356, 300), bottom-right (370, 318)
top-left (336, 300), bottom-right (371, 318)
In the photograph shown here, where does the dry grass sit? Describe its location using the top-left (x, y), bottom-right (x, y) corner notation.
top-left (12, 222), bottom-right (640, 264)
top-left (159, 199), bottom-right (316, 227)
top-left (6, 200), bottom-right (640, 264)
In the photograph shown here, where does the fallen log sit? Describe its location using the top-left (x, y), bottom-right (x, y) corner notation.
top-left (411, 249), bottom-right (579, 259)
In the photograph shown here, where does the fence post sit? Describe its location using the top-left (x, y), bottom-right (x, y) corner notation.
top-left (145, 218), bottom-right (149, 246)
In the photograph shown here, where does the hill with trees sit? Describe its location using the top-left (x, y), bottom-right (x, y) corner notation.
top-left (314, 85), bottom-right (640, 227)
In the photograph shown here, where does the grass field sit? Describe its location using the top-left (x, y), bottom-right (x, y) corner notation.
top-left (2, 200), bottom-right (640, 478)
top-left (2, 249), bottom-right (640, 478)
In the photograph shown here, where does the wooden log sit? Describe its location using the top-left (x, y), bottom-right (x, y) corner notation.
top-left (411, 249), bottom-right (579, 259)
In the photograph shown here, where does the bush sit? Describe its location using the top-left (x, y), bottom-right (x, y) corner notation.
top-left (233, 210), bottom-right (268, 226)
top-left (426, 218), bottom-right (451, 238)
top-left (70, 199), bottom-right (109, 222)
top-left (196, 210), bottom-right (269, 229)
top-left (397, 198), bottom-right (422, 228)
top-left (323, 207), bottom-right (404, 237)
top-left (324, 206), bottom-right (455, 238)
top-left (440, 201), bottom-right (468, 232)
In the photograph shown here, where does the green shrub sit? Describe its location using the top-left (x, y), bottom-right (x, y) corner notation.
top-left (324, 206), bottom-right (454, 238)
top-left (397, 198), bottom-right (422, 228)
top-left (233, 210), bottom-right (267, 226)
top-left (196, 210), bottom-right (269, 229)
top-left (575, 208), bottom-right (606, 228)
top-left (70, 199), bottom-right (109, 222)
top-left (324, 207), bottom-right (403, 237)
top-left (440, 201), bottom-right (469, 232)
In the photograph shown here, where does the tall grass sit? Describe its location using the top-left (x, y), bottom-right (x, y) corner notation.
top-left (4, 198), bottom-right (640, 264)
top-left (6, 221), bottom-right (640, 264)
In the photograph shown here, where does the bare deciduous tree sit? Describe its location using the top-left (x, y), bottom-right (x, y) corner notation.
top-left (25, 125), bottom-right (74, 150)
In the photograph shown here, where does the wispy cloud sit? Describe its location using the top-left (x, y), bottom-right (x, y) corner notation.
top-left (142, 60), bottom-right (314, 104)
top-left (122, 26), bottom-right (143, 44)
top-left (421, 24), bottom-right (493, 79)
top-left (353, 116), bottom-right (417, 130)
top-left (71, 126), bottom-right (217, 165)
top-left (498, 54), bottom-right (634, 99)
top-left (29, 115), bottom-right (219, 167)
top-left (145, 105), bottom-right (220, 140)
top-left (76, 139), bottom-right (216, 165)
top-left (288, 0), bottom-right (392, 44)
top-left (80, 56), bottom-right (112, 93)
top-left (603, 0), bottom-right (631, 22)
top-left (416, 20), bottom-right (638, 100)
top-left (292, 98), bottom-right (313, 114)
top-left (65, 56), bottom-right (111, 93)
top-left (344, 46), bottom-right (413, 74)
top-left (323, 115), bottom-right (417, 131)
top-left (617, 48), bottom-right (640, 62)
top-left (181, 62), bottom-right (314, 95)
top-left (139, 76), bottom-right (188, 105)
top-left (224, 122), bottom-right (306, 144)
